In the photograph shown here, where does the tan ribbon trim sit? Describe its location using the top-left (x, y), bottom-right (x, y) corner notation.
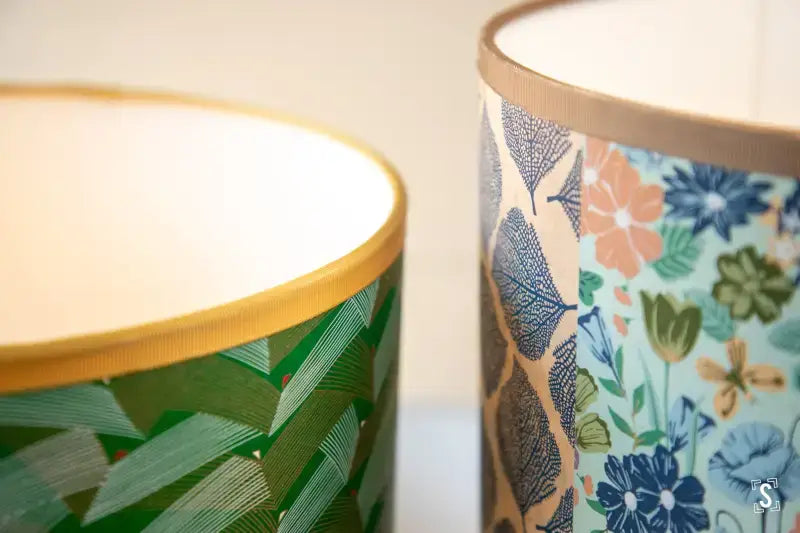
top-left (0, 84), bottom-right (406, 394)
top-left (479, 0), bottom-right (800, 177)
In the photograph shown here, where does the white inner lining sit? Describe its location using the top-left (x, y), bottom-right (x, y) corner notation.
top-left (495, 0), bottom-right (800, 129)
top-left (0, 96), bottom-right (395, 344)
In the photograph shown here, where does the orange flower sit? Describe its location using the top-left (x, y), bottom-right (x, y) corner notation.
top-left (696, 338), bottom-right (786, 420)
top-left (613, 314), bottom-right (628, 336)
top-left (583, 145), bottom-right (664, 279)
top-left (789, 513), bottom-right (800, 533)
top-left (583, 475), bottom-right (594, 496)
top-left (614, 286), bottom-right (632, 306)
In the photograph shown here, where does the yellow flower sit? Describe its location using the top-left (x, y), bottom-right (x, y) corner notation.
top-left (696, 338), bottom-right (785, 420)
top-left (759, 195), bottom-right (783, 229)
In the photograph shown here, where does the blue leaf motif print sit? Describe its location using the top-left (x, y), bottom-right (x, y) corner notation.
top-left (492, 208), bottom-right (577, 360)
top-left (549, 335), bottom-right (577, 446)
top-left (547, 150), bottom-right (583, 240)
top-left (667, 396), bottom-right (716, 453)
top-left (481, 267), bottom-right (508, 396)
top-left (502, 100), bottom-right (571, 215)
top-left (480, 104), bottom-right (503, 250)
top-left (497, 359), bottom-right (562, 514)
top-left (535, 487), bottom-right (574, 533)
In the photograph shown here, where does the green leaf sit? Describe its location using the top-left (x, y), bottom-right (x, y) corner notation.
top-left (576, 413), bottom-right (611, 453)
top-left (686, 405), bottom-right (700, 475)
top-left (641, 292), bottom-right (701, 363)
top-left (598, 377), bottom-right (625, 398)
top-left (586, 498), bottom-right (606, 516)
top-left (575, 368), bottom-right (599, 414)
top-left (641, 355), bottom-right (661, 431)
top-left (768, 319), bottom-right (800, 354)
top-left (590, 530), bottom-right (606, 533)
top-left (795, 365), bottom-right (800, 391)
top-left (608, 407), bottom-right (635, 438)
top-left (650, 225), bottom-right (702, 280)
top-left (685, 289), bottom-right (735, 342)
top-left (614, 347), bottom-right (624, 384)
top-left (579, 270), bottom-right (604, 306)
top-left (633, 384), bottom-right (645, 415)
top-left (635, 429), bottom-right (666, 447)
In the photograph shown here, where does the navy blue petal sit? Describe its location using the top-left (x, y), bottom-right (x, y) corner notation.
top-left (604, 454), bottom-right (631, 491)
top-left (597, 481), bottom-right (623, 511)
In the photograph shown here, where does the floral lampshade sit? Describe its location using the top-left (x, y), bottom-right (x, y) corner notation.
top-left (478, 2), bottom-right (800, 533)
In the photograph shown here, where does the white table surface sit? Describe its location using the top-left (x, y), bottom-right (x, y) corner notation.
top-left (395, 404), bottom-right (479, 533)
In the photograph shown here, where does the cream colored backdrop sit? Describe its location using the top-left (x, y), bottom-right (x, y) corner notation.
top-left (0, 0), bottom-right (516, 409)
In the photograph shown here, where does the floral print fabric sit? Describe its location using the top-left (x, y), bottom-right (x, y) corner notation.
top-left (480, 80), bottom-right (800, 533)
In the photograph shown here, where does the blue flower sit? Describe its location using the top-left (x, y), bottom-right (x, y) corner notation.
top-left (708, 422), bottom-right (800, 505)
top-left (664, 163), bottom-right (771, 241)
top-left (577, 306), bottom-right (615, 368)
top-left (779, 180), bottom-right (800, 235)
top-left (668, 396), bottom-right (716, 453)
top-left (619, 146), bottom-right (679, 177)
top-left (597, 454), bottom-right (651, 532)
top-left (632, 445), bottom-right (710, 533)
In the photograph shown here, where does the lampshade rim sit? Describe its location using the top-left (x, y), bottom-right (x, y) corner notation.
top-left (479, 0), bottom-right (800, 177)
top-left (0, 84), bottom-right (406, 393)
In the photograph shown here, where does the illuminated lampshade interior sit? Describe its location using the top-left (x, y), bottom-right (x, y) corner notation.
top-left (0, 94), bottom-right (395, 344)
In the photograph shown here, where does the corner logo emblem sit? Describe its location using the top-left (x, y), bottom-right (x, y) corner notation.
top-left (752, 478), bottom-right (781, 513)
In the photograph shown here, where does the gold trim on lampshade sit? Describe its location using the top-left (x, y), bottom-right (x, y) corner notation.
top-left (478, 0), bottom-right (800, 177)
top-left (0, 84), bottom-right (406, 394)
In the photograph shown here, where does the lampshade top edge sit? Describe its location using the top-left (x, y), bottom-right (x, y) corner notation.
top-left (0, 84), bottom-right (406, 393)
top-left (478, 0), bottom-right (800, 177)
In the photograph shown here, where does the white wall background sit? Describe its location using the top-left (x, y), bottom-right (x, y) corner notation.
top-left (0, 0), bottom-right (516, 410)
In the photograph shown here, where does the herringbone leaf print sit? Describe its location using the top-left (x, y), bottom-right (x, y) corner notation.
top-left (371, 289), bottom-right (400, 401)
top-left (220, 338), bottom-right (271, 376)
top-left (270, 281), bottom-right (378, 434)
top-left (0, 384), bottom-right (144, 439)
top-left (277, 406), bottom-right (359, 533)
top-left (0, 259), bottom-right (402, 532)
top-left (110, 356), bottom-right (280, 434)
top-left (0, 429), bottom-right (108, 522)
top-left (225, 506), bottom-right (279, 533)
top-left (84, 414), bottom-right (262, 524)
top-left (310, 491), bottom-right (362, 532)
top-left (356, 396), bottom-right (396, 526)
top-left (141, 456), bottom-right (271, 533)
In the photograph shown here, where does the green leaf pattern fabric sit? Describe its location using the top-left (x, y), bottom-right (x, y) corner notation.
top-left (0, 259), bottom-right (402, 532)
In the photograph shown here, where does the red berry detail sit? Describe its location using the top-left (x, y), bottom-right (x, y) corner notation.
top-left (114, 449), bottom-right (128, 461)
top-left (282, 374), bottom-right (291, 387)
